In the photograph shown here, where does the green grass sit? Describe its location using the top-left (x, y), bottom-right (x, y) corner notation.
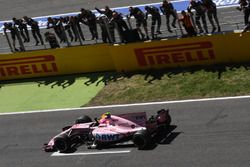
top-left (87, 65), bottom-right (250, 106)
top-left (1, 64), bottom-right (250, 113)
top-left (0, 74), bottom-right (105, 113)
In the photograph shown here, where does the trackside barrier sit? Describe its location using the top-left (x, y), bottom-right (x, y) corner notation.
top-left (0, 44), bottom-right (114, 80)
top-left (1, 31), bottom-right (250, 81)
top-left (110, 32), bottom-right (250, 71)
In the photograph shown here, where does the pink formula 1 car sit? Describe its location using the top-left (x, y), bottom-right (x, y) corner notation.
top-left (43, 109), bottom-right (171, 153)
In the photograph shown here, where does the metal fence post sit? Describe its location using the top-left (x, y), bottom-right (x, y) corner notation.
top-left (3, 30), bottom-right (14, 52)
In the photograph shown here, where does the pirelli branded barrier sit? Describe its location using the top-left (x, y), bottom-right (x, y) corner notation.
top-left (0, 44), bottom-right (114, 80)
top-left (110, 32), bottom-right (250, 71)
top-left (1, 32), bottom-right (250, 80)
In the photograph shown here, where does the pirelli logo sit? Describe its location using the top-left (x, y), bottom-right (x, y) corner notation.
top-left (0, 55), bottom-right (58, 77)
top-left (134, 41), bottom-right (215, 66)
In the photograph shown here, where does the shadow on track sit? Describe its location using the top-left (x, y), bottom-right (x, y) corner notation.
top-left (93, 125), bottom-right (181, 151)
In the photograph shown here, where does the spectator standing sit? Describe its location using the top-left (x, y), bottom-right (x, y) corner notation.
top-left (237, 0), bottom-right (250, 25)
top-left (69, 16), bottom-right (80, 42)
top-left (75, 14), bottom-right (86, 41)
top-left (63, 16), bottom-right (74, 42)
top-left (160, 0), bottom-right (177, 33)
top-left (179, 10), bottom-right (197, 37)
top-left (3, 22), bottom-right (19, 51)
top-left (110, 11), bottom-right (129, 42)
top-left (187, 0), bottom-right (208, 34)
top-left (12, 17), bottom-right (30, 42)
top-left (202, 0), bottom-right (221, 33)
top-left (47, 17), bottom-right (64, 42)
top-left (80, 8), bottom-right (98, 40)
top-left (95, 6), bottom-right (115, 42)
top-left (23, 16), bottom-right (44, 45)
top-left (145, 5), bottom-right (162, 39)
top-left (97, 16), bottom-right (111, 43)
top-left (128, 6), bottom-right (150, 40)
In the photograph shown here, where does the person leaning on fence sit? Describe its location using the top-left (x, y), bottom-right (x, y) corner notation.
top-left (160, 0), bottom-right (177, 33)
top-left (23, 16), bottom-right (44, 45)
top-left (202, 0), bottom-right (221, 33)
top-left (96, 15), bottom-right (111, 43)
top-left (128, 6), bottom-right (150, 40)
top-left (95, 6), bottom-right (113, 20)
top-left (236, 0), bottom-right (250, 25)
top-left (95, 6), bottom-right (115, 42)
top-left (62, 16), bottom-right (74, 42)
top-left (12, 17), bottom-right (30, 43)
top-left (80, 8), bottom-right (98, 40)
top-left (3, 22), bottom-right (19, 51)
top-left (110, 11), bottom-right (129, 43)
top-left (145, 5), bottom-right (162, 39)
top-left (75, 14), bottom-right (86, 41)
top-left (47, 17), bottom-right (64, 43)
top-left (178, 10), bottom-right (197, 37)
top-left (187, 0), bottom-right (208, 34)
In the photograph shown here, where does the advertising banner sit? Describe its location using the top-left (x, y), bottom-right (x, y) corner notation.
top-left (1, 32), bottom-right (250, 80)
top-left (110, 32), bottom-right (250, 71)
top-left (0, 44), bottom-right (114, 80)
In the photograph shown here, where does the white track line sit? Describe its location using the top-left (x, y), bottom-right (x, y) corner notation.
top-left (0, 95), bottom-right (250, 116)
top-left (51, 150), bottom-right (131, 157)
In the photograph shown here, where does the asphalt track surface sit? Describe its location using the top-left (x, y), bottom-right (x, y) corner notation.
top-left (0, 98), bottom-right (250, 167)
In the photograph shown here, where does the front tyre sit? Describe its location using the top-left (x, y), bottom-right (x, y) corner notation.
top-left (54, 135), bottom-right (71, 153)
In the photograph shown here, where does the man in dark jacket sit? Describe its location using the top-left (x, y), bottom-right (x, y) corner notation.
top-left (95, 6), bottom-right (115, 41)
top-left (160, 0), bottom-right (177, 33)
top-left (23, 16), bottom-right (44, 45)
top-left (12, 17), bottom-right (30, 42)
top-left (128, 6), bottom-right (149, 40)
top-left (187, 0), bottom-right (208, 34)
top-left (110, 11), bottom-right (129, 42)
top-left (145, 5), bottom-right (162, 39)
top-left (202, 0), bottom-right (221, 33)
top-left (237, 0), bottom-right (250, 25)
top-left (80, 8), bottom-right (98, 40)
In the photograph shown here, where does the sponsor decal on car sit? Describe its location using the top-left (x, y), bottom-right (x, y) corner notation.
top-left (0, 55), bottom-right (58, 77)
top-left (134, 41), bottom-right (215, 67)
top-left (95, 134), bottom-right (120, 141)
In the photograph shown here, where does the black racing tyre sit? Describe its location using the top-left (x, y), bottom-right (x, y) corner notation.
top-left (133, 129), bottom-right (151, 150)
top-left (75, 115), bottom-right (92, 124)
top-left (54, 135), bottom-right (71, 153)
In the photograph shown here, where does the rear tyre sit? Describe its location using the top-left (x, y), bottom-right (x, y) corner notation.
top-left (75, 115), bottom-right (92, 124)
top-left (54, 135), bottom-right (71, 153)
top-left (133, 129), bottom-right (151, 150)
top-left (165, 114), bottom-right (172, 126)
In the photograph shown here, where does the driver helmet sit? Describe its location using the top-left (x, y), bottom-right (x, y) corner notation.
top-left (105, 112), bottom-right (111, 119)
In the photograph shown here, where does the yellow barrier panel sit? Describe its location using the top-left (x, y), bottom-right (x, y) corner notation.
top-left (0, 44), bottom-right (114, 80)
top-left (110, 32), bottom-right (250, 71)
top-left (1, 32), bottom-right (250, 81)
